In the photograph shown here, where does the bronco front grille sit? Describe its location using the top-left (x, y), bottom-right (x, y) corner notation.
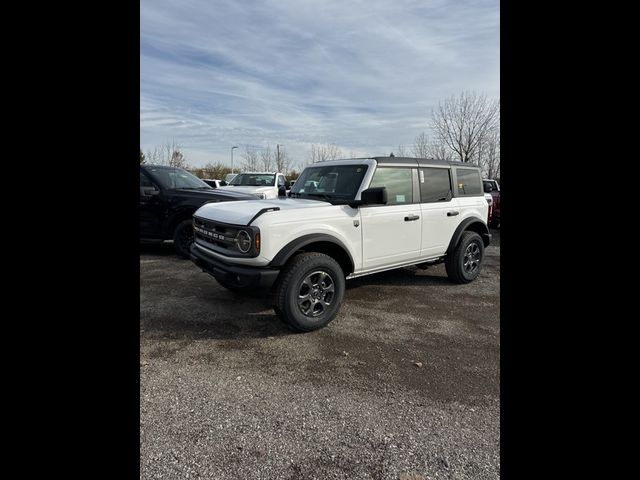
top-left (193, 216), bottom-right (242, 254)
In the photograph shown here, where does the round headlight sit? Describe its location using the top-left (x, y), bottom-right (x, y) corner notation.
top-left (236, 230), bottom-right (252, 253)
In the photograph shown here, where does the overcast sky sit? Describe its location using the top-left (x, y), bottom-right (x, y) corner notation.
top-left (140, 0), bottom-right (499, 168)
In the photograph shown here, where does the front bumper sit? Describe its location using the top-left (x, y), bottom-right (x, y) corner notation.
top-left (190, 243), bottom-right (280, 289)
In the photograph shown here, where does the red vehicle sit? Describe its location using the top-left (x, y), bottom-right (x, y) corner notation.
top-left (483, 179), bottom-right (500, 228)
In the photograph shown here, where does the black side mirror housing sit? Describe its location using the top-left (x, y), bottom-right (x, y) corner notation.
top-left (483, 184), bottom-right (493, 193)
top-left (359, 187), bottom-right (387, 205)
top-left (278, 186), bottom-right (287, 197)
top-left (284, 181), bottom-right (291, 189)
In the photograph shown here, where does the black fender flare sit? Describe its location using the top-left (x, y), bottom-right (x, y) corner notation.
top-left (269, 234), bottom-right (355, 271)
top-left (446, 217), bottom-right (491, 254)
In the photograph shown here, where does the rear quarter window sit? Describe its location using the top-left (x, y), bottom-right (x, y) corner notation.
top-left (455, 168), bottom-right (482, 196)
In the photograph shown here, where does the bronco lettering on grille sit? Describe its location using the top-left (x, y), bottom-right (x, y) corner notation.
top-left (194, 226), bottom-right (225, 241)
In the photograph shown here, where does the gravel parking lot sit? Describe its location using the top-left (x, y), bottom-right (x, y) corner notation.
top-left (140, 230), bottom-right (500, 479)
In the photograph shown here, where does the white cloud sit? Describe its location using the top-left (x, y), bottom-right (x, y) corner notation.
top-left (141, 0), bottom-right (499, 167)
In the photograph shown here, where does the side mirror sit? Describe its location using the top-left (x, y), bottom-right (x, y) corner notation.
top-left (284, 181), bottom-right (291, 189)
top-left (140, 186), bottom-right (159, 197)
top-left (360, 187), bottom-right (387, 205)
top-left (278, 186), bottom-right (287, 197)
top-left (483, 184), bottom-right (493, 193)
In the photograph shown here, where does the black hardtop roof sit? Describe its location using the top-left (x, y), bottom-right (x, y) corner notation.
top-left (313, 156), bottom-right (480, 169)
top-left (370, 156), bottom-right (480, 169)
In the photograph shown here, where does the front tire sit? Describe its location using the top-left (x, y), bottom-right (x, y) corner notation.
top-left (445, 231), bottom-right (485, 284)
top-left (272, 253), bottom-right (345, 332)
top-left (173, 219), bottom-right (194, 259)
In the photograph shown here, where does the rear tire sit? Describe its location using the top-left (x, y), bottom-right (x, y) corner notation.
top-left (445, 231), bottom-right (484, 284)
top-left (173, 219), bottom-right (194, 259)
top-left (272, 253), bottom-right (345, 332)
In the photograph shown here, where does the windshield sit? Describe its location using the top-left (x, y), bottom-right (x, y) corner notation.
top-left (229, 173), bottom-right (276, 186)
top-left (146, 167), bottom-right (211, 190)
top-left (290, 164), bottom-right (369, 202)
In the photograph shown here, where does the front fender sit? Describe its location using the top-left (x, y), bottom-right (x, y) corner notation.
top-left (269, 233), bottom-right (355, 270)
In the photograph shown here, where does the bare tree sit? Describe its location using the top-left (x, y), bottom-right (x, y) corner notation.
top-left (145, 146), bottom-right (160, 164)
top-left (396, 145), bottom-right (409, 157)
top-left (411, 132), bottom-right (430, 158)
top-left (477, 128), bottom-right (500, 179)
top-left (169, 149), bottom-right (188, 169)
top-left (161, 142), bottom-right (175, 166)
top-left (408, 132), bottom-right (452, 160)
top-left (241, 146), bottom-right (260, 172)
top-left (260, 145), bottom-right (273, 171)
top-left (145, 140), bottom-right (189, 168)
top-left (431, 91), bottom-right (500, 163)
top-left (308, 143), bottom-right (343, 164)
top-left (165, 141), bottom-right (188, 168)
top-left (428, 141), bottom-right (454, 162)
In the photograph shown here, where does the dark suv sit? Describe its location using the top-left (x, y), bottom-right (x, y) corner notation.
top-left (140, 165), bottom-right (259, 257)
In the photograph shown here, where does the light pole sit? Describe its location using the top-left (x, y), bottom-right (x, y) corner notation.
top-left (230, 146), bottom-right (238, 174)
top-left (276, 144), bottom-right (284, 172)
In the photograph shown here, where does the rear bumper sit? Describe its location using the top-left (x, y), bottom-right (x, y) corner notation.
top-left (482, 232), bottom-right (492, 247)
top-left (190, 243), bottom-right (280, 289)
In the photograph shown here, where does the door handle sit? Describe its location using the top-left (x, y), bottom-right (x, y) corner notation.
top-left (447, 211), bottom-right (459, 217)
top-left (404, 215), bottom-right (420, 221)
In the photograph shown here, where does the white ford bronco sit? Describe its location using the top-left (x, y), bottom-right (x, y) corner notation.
top-left (190, 157), bottom-right (491, 331)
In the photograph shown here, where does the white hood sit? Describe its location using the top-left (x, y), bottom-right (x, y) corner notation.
top-left (194, 197), bottom-right (330, 225)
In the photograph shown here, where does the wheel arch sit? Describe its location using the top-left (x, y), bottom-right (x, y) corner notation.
top-left (164, 207), bottom-right (198, 238)
top-left (446, 217), bottom-right (491, 254)
top-left (269, 234), bottom-right (355, 276)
